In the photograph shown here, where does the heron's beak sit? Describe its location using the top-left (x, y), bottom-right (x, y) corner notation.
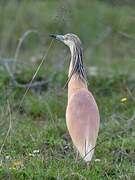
top-left (49, 34), bottom-right (64, 42)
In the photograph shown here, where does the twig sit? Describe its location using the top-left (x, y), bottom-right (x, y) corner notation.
top-left (2, 60), bottom-right (16, 83)
top-left (0, 57), bottom-right (31, 67)
top-left (118, 31), bottom-right (135, 41)
top-left (0, 100), bottom-right (12, 155)
top-left (128, 111), bottom-right (135, 127)
top-left (14, 80), bottom-right (50, 89)
top-left (13, 29), bottom-right (38, 73)
top-left (82, 144), bottom-right (97, 162)
top-left (93, 27), bottom-right (112, 46)
top-left (64, 172), bottom-right (86, 180)
top-left (1, 57), bottom-right (50, 89)
top-left (126, 86), bottom-right (135, 103)
top-left (89, 26), bottom-right (112, 56)
top-left (18, 39), bottom-right (54, 110)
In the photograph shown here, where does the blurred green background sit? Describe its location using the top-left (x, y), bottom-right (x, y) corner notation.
top-left (0, 0), bottom-right (135, 75)
top-left (0, 0), bottom-right (135, 179)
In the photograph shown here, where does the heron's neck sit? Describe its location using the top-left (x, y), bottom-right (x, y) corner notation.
top-left (68, 45), bottom-right (86, 79)
top-left (68, 45), bottom-right (87, 99)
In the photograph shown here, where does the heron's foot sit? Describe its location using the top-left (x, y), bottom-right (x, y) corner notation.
top-left (86, 161), bottom-right (92, 169)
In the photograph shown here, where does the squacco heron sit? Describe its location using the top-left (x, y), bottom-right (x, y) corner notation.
top-left (50, 33), bottom-right (100, 162)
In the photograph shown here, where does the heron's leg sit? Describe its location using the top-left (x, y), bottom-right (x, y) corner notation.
top-left (75, 151), bottom-right (79, 162)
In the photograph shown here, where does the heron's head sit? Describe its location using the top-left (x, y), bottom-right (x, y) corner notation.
top-left (50, 33), bottom-right (82, 49)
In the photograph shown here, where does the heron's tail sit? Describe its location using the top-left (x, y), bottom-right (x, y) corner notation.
top-left (80, 141), bottom-right (95, 162)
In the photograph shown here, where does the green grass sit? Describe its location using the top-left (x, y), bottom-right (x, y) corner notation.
top-left (0, 0), bottom-right (135, 179)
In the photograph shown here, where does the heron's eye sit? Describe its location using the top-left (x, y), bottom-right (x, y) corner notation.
top-left (65, 37), bottom-right (68, 41)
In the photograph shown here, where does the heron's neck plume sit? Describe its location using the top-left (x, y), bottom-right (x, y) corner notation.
top-left (68, 45), bottom-right (87, 83)
top-left (67, 45), bottom-right (87, 98)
